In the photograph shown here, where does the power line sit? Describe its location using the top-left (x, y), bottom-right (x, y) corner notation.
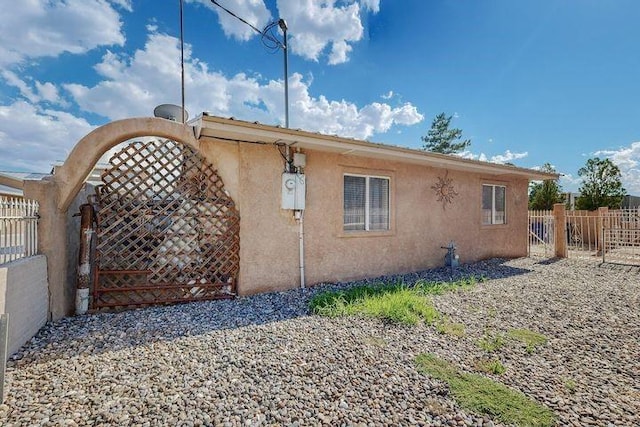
top-left (209, 0), bottom-right (283, 51)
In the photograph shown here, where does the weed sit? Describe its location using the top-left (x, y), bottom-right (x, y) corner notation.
top-left (436, 318), bottom-right (465, 338)
top-left (309, 282), bottom-right (439, 325)
top-left (309, 277), bottom-right (478, 326)
top-left (414, 276), bottom-right (480, 295)
top-left (563, 378), bottom-right (577, 394)
top-left (416, 353), bottom-right (555, 427)
top-left (477, 331), bottom-right (505, 353)
top-left (474, 357), bottom-right (507, 375)
top-left (507, 328), bottom-right (548, 353)
top-left (359, 287), bottom-right (439, 325)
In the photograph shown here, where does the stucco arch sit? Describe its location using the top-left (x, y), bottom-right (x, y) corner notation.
top-left (54, 117), bottom-right (198, 211)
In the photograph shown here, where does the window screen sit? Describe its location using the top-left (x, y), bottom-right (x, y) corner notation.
top-left (494, 185), bottom-right (506, 224)
top-left (344, 175), bottom-right (366, 230)
top-left (369, 177), bottom-right (389, 230)
top-left (482, 184), bottom-right (506, 225)
top-left (344, 174), bottom-right (390, 231)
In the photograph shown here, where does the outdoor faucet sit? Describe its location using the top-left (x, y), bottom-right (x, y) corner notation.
top-left (441, 241), bottom-right (460, 269)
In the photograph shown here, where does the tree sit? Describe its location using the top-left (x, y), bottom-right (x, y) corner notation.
top-left (575, 157), bottom-right (625, 210)
top-left (529, 163), bottom-right (562, 210)
top-left (421, 113), bottom-right (471, 154)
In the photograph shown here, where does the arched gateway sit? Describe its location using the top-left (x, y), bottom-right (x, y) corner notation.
top-left (50, 117), bottom-right (239, 310)
top-left (91, 137), bottom-right (240, 308)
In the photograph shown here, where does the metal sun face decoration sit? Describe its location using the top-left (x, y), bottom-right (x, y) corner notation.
top-left (432, 170), bottom-right (458, 208)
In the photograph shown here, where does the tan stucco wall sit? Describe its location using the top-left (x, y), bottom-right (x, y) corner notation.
top-left (0, 255), bottom-right (49, 359)
top-left (30, 113), bottom-right (531, 318)
top-left (197, 139), bottom-right (529, 295)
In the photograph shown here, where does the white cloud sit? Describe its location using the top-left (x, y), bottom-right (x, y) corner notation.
top-left (277, 0), bottom-right (374, 64)
top-left (457, 149), bottom-right (529, 164)
top-left (381, 91), bottom-right (394, 100)
top-left (1, 71), bottom-right (38, 103)
top-left (328, 40), bottom-right (353, 65)
top-left (595, 142), bottom-right (640, 195)
top-left (65, 29), bottom-right (424, 140)
top-left (0, 101), bottom-right (94, 172)
top-left (490, 150), bottom-right (529, 164)
top-left (192, 0), bottom-right (379, 64)
top-left (359, 0), bottom-right (381, 13)
top-left (2, 71), bottom-right (66, 106)
top-left (559, 173), bottom-right (582, 193)
top-left (0, 0), bottom-right (127, 67)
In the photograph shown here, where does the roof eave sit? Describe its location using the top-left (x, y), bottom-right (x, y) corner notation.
top-left (197, 114), bottom-right (560, 181)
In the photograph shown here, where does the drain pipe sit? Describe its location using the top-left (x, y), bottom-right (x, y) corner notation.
top-left (295, 209), bottom-right (305, 288)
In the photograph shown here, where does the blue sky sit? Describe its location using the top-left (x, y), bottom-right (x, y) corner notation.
top-left (1, 0), bottom-right (640, 193)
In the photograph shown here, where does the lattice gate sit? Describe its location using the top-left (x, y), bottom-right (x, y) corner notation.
top-left (91, 137), bottom-right (240, 309)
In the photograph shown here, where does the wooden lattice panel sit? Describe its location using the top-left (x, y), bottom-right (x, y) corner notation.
top-left (93, 138), bottom-right (240, 308)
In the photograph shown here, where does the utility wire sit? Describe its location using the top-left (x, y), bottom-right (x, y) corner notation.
top-left (210, 0), bottom-right (284, 51)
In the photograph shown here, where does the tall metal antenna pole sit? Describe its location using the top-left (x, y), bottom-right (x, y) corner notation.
top-left (279, 19), bottom-right (289, 129)
top-left (180, 0), bottom-right (186, 123)
top-left (210, 1), bottom-right (289, 128)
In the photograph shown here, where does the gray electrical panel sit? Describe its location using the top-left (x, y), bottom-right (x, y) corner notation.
top-left (281, 173), bottom-right (306, 210)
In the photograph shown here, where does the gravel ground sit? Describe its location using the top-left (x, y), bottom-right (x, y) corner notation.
top-left (1, 257), bottom-right (639, 426)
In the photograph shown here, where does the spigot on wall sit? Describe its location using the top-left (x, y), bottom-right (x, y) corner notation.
top-left (441, 241), bottom-right (459, 269)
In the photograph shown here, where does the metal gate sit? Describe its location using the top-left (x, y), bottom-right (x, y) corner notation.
top-left (565, 210), bottom-right (599, 260)
top-left (92, 137), bottom-right (240, 309)
top-left (602, 209), bottom-right (640, 265)
top-left (528, 210), bottom-right (555, 257)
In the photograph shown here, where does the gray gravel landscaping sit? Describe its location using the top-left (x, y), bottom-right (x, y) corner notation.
top-left (1, 257), bottom-right (639, 426)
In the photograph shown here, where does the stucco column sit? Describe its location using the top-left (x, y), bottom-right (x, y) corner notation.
top-left (553, 203), bottom-right (567, 258)
top-left (23, 179), bottom-right (70, 320)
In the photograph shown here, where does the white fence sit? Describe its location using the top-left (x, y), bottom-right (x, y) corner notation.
top-left (0, 197), bottom-right (39, 265)
top-left (528, 207), bottom-right (640, 265)
top-left (528, 209), bottom-right (555, 257)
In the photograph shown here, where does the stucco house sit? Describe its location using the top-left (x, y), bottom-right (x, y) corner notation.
top-left (23, 114), bottom-right (557, 319)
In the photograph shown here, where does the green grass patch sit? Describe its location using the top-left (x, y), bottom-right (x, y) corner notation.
top-left (507, 328), bottom-right (548, 353)
top-left (416, 354), bottom-right (555, 427)
top-left (309, 277), bottom-right (478, 325)
top-left (474, 357), bottom-right (507, 375)
top-left (435, 318), bottom-right (465, 338)
top-left (413, 276), bottom-right (481, 295)
top-left (563, 378), bottom-right (577, 394)
top-left (477, 332), bottom-right (505, 353)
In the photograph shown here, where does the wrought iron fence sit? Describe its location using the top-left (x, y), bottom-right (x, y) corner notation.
top-left (0, 196), bottom-right (39, 265)
top-left (565, 210), bottom-right (600, 259)
top-left (528, 209), bottom-right (555, 257)
top-left (602, 208), bottom-right (640, 265)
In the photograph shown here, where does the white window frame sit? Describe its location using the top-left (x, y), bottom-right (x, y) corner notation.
top-left (343, 173), bottom-right (390, 232)
top-left (482, 184), bottom-right (506, 225)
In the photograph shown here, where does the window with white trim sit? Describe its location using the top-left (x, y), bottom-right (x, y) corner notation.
top-left (344, 174), bottom-right (390, 231)
top-left (482, 184), bottom-right (506, 225)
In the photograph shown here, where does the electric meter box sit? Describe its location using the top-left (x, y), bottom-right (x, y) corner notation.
top-left (281, 173), bottom-right (306, 210)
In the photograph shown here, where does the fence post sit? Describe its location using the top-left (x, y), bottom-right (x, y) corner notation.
top-left (0, 314), bottom-right (7, 403)
top-left (554, 203), bottom-right (567, 258)
top-left (597, 206), bottom-right (609, 255)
